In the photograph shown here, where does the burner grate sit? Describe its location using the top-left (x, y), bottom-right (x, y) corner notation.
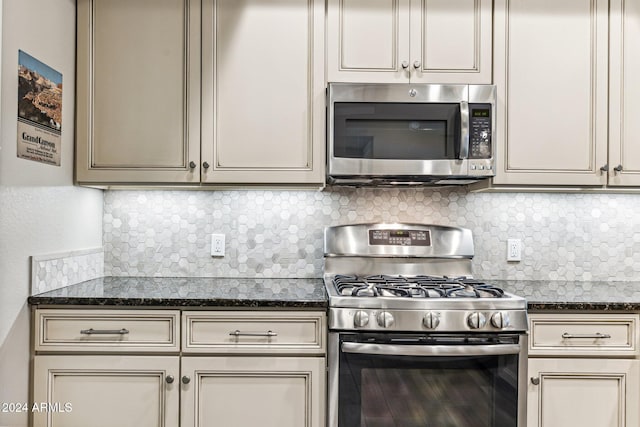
top-left (333, 274), bottom-right (504, 299)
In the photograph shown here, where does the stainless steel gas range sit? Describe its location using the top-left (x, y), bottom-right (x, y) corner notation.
top-left (324, 223), bottom-right (528, 427)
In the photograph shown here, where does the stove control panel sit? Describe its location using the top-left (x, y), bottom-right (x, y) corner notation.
top-left (369, 229), bottom-right (431, 246)
top-left (329, 308), bottom-right (528, 332)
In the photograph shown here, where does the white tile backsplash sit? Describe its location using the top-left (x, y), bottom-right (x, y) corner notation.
top-left (31, 248), bottom-right (104, 294)
top-left (102, 189), bottom-right (640, 281)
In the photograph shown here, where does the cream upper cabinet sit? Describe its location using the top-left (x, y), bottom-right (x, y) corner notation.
top-left (608, 0), bottom-right (640, 186)
top-left (200, 0), bottom-right (325, 185)
top-left (76, 0), bottom-right (324, 186)
top-left (327, 0), bottom-right (493, 84)
top-left (76, 0), bottom-right (201, 185)
top-left (493, 0), bottom-right (609, 186)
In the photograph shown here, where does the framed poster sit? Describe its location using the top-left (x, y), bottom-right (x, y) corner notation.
top-left (17, 50), bottom-right (63, 166)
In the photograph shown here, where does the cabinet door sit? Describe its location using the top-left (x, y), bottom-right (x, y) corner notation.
top-left (32, 355), bottom-right (179, 427)
top-left (181, 356), bottom-right (325, 427)
top-left (528, 358), bottom-right (640, 427)
top-left (326, 0), bottom-right (411, 83)
top-left (609, 0), bottom-right (640, 186)
top-left (201, 0), bottom-right (325, 185)
top-left (409, 0), bottom-right (492, 84)
top-left (493, 0), bottom-right (609, 186)
top-left (76, 0), bottom-right (201, 184)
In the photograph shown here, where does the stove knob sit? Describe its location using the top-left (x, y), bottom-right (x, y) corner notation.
top-left (353, 310), bottom-right (370, 328)
top-left (467, 312), bottom-right (487, 329)
top-left (422, 312), bottom-right (441, 329)
top-left (491, 312), bottom-right (511, 329)
top-left (377, 311), bottom-right (395, 328)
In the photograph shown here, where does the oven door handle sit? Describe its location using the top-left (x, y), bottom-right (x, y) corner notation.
top-left (341, 342), bottom-right (521, 357)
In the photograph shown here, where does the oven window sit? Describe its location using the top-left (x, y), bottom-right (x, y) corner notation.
top-left (333, 103), bottom-right (460, 160)
top-left (338, 339), bottom-right (519, 426)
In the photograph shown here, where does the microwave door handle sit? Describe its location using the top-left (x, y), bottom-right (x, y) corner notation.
top-left (459, 100), bottom-right (470, 160)
top-left (341, 342), bottom-right (521, 357)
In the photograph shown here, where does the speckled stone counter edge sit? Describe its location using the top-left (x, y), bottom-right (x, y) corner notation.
top-left (27, 277), bottom-right (640, 311)
top-left (27, 276), bottom-right (328, 309)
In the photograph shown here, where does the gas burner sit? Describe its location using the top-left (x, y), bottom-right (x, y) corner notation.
top-left (333, 274), bottom-right (505, 299)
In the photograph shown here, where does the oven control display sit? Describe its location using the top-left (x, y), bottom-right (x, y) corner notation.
top-left (369, 229), bottom-right (431, 246)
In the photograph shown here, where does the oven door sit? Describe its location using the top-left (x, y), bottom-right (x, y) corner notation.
top-left (328, 333), bottom-right (527, 427)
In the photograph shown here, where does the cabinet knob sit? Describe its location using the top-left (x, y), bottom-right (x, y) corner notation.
top-left (401, 61), bottom-right (409, 69)
top-left (203, 161), bottom-right (210, 169)
top-left (531, 377), bottom-right (540, 385)
top-left (614, 164), bottom-right (623, 174)
top-left (413, 60), bottom-right (421, 69)
top-left (181, 375), bottom-right (191, 384)
top-left (189, 161), bottom-right (196, 169)
top-left (600, 164), bottom-right (608, 174)
top-left (166, 375), bottom-right (175, 384)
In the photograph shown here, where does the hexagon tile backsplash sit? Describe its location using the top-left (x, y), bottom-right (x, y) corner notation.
top-left (103, 188), bottom-right (640, 281)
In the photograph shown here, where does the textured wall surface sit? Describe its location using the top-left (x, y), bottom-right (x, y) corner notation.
top-left (104, 189), bottom-right (640, 281)
top-left (0, 1), bottom-right (103, 424)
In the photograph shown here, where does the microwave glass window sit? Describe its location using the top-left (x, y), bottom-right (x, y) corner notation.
top-left (334, 103), bottom-right (460, 160)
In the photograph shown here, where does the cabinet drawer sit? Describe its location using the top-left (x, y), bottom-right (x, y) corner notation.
top-left (529, 313), bottom-right (639, 357)
top-left (34, 309), bottom-right (180, 353)
top-left (183, 311), bottom-right (326, 355)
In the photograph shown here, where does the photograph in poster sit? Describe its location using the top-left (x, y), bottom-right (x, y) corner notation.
top-left (17, 50), bottom-right (63, 166)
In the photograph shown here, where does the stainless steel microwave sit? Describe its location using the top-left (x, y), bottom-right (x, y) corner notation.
top-left (327, 83), bottom-right (496, 186)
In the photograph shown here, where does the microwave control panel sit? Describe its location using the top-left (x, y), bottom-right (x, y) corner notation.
top-left (469, 103), bottom-right (492, 159)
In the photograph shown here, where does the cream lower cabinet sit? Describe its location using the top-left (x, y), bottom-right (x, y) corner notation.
top-left (31, 309), bottom-right (181, 427)
top-left (31, 309), bottom-right (326, 427)
top-left (528, 358), bottom-right (639, 427)
top-left (32, 355), bottom-right (180, 427)
top-left (326, 0), bottom-right (492, 84)
top-left (180, 356), bottom-right (324, 427)
top-left (180, 311), bottom-right (326, 427)
top-left (527, 313), bottom-right (640, 427)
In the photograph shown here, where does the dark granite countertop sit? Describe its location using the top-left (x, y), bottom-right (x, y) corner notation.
top-left (28, 277), bottom-right (640, 311)
top-left (493, 280), bottom-right (640, 311)
top-left (27, 276), bottom-right (327, 309)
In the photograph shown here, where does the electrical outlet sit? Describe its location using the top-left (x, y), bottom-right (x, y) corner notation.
top-left (211, 234), bottom-right (225, 257)
top-left (507, 239), bottom-right (522, 262)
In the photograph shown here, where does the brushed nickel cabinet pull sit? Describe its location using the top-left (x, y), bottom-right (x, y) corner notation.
top-left (229, 330), bottom-right (277, 337)
top-left (531, 377), bottom-right (540, 385)
top-left (80, 328), bottom-right (130, 335)
top-left (561, 332), bottom-right (611, 339)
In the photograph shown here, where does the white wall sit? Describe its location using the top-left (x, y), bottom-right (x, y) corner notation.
top-left (0, 1), bottom-right (103, 426)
